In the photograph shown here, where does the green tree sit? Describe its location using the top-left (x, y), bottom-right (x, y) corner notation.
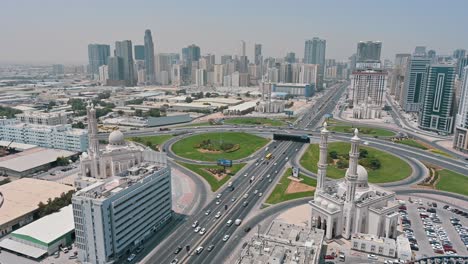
top-left (72, 121), bottom-right (85, 129)
top-left (205, 92), bottom-right (211, 98)
top-left (47, 101), bottom-right (57, 110)
top-left (145, 109), bottom-right (161, 117)
top-left (369, 158), bottom-right (381, 170)
top-left (0, 106), bottom-right (23, 118)
top-left (185, 97), bottom-right (193, 103)
top-left (55, 156), bottom-right (69, 166)
top-left (135, 109), bottom-right (144, 117)
top-left (359, 149), bottom-right (369, 158)
top-left (329, 151), bottom-right (338, 159)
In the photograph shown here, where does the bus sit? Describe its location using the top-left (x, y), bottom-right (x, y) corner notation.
top-left (265, 153), bottom-right (273, 160)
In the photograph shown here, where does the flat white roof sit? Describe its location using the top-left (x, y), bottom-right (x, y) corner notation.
top-left (0, 140), bottom-right (37, 151)
top-left (0, 238), bottom-right (47, 258)
top-left (12, 205), bottom-right (74, 245)
top-left (0, 178), bottom-right (74, 226)
top-left (227, 101), bottom-right (258, 111)
top-left (0, 147), bottom-right (76, 172)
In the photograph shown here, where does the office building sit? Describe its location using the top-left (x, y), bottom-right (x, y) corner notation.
top-left (390, 54), bottom-right (411, 100)
top-left (107, 56), bottom-right (124, 84)
top-left (272, 83), bottom-right (314, 97)
top-left (299, 63), bottom-right (318, 85)
top-left (195, 69), bottom-right (206, 86)
top-left (182, 44), bottom-right (201, 65)
top-left (310, 125), bottom-right (399, 240)
top-left (356, 41), bottom-right (382, 63)
top-left (351, 69), bottom-right (387, 106)
top-left (221, 55), bottom-right (232, 65)
top-left (304, 37), bottom-right (326, 90)
top-left (454, 66), bottom-right (468, 152)
top-left (456, 56), bottom-right (468, 79)
top-left (400, 51), bottom-right (431, 112)
top-left (240, 40), bottom-right (246, 57)
top-left (73, 104), bottom-right (172, 264)
top-left (254, 44), bottom-right (262, 65)
top-left (98, 65), bottom-right (109, 84)
top-left (285, 52), bottom-right (296, 63)
top-left (52, 64), bottom-right (65, 75)
top-left (453, 49), bottom-right (466, 60)
top-left (144, 29), bottom-right (156, 84)
top-left (155, 53), bottom-right (179, 84)
top-left (134, 45), bottom-right (145, 61)
top-left (88, 44), bottom-right (110, 78)
top-left (15, 111), bottom-right (68, 126)
top-left (419, 65), bottom-right (456, 133)
top-left (213, 64), bottom-right (224, 86)
top-left (115, 40), bottom-right (135, 86)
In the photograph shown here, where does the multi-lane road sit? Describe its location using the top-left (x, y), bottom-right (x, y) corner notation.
top-left (142, 141), bottom-right (303, 264)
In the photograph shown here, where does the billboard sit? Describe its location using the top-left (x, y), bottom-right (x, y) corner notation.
top-left (217, 159), bottom-right (233, 167)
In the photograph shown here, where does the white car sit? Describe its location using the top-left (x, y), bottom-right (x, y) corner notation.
top-left (258, 192), bottom-right (263, 197)
top-left (254, 189), bottom-right (259, 194)
top-left (215, 211), bottom-right (221, 218)
top-left (199, 228), bottom-right (206, 235)
top-left (367, 254), bottom-right (378, 260)
top-left (192, 221), bottom-right (199, 228)
top-left (194, 226), bottom-right (201, 233)
top-left (216, 193), bottom-right (222, 199)
top-left (266, 174), bottom-right (271, 178)
top-left (216, 200), bottom-right (221, 205)
top-left (222, 234), bottom-right (230, 241)
top-left (127, 254), bottom-right (136, 262)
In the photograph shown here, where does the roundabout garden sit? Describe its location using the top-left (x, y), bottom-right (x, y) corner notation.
top-left (300, 142), bottom-right (411, 183)
top-left (171, 132), bottom-right (269, 161)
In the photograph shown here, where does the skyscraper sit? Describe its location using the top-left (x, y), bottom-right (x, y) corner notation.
top-left (254, 44), bottom-right (262, 65)
top-left (107, 56), bottom-right (124, 85)
top-left (304, 37), bottom-right (326, 90)
top-left (453, 49), bottom-right (466, 60)
top-left (285, 52), bottom-right (296, 63)
top-left (115, 40), bottom-right (135, 86)
top-left (182, 44), bottom-right (201, 65)
top-left (241, 40), bottom-right (246, 57)
top-left (87, 44), bottom-right (110, 78)
top-left (457, 56), bottom-right (468, 78)
top-left (453, 66), bottom-right (468, 152)
top-left (400, 51), bottom-right (431, 112)
top-left (134, 45), bottom-right (145, 61)
top-left (356, 41), bottom-right (382, 63)
top-left (418, 64), bottom-right (455, 133)
top-left (144, 29), bottom-right (156, 84)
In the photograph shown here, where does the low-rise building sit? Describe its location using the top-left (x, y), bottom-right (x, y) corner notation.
top-left (0, 178), bottom-right (74, 237)
top-left (0, 118), bottom-right (88, 152)
top-left (223, 101), bottom-right (258, 115)
top-left (0, 205), bottom-right (74, 259)
top-left (15, 111), bottom-right (69, 126)
top-left (351, 233), bottom-right (396, 258)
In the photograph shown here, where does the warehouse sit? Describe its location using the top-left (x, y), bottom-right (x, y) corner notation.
top-left (0, 205), bottom-right (74, 259)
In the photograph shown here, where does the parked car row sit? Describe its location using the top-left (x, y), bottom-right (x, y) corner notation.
top-left (418, 207), bottom-right (456, 255)
top-left (399, 206), bottom-right (419, 251)
top-left (444, 205), bottom-right (468, 218)
top-left (450, 217), bottom-right (468, 250)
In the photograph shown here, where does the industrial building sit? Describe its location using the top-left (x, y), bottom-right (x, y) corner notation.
top-left (272, 83), bottom-right (315, 97)
top-left (0, 178), bottom-right (74, 237)
top-left (0, 205), bottom-right (74, 259)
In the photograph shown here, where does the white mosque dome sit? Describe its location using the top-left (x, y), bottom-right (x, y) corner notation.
top-left (321, 200), bottom-right (329, 208)
top-left (315, 197), bottom-right (322, 204)
top-left (327, 203), bottom-right (337, 211)
top-left (356, 165), bottom-right (368, 183)
top-left (108, 130), bottom-right (125, 145)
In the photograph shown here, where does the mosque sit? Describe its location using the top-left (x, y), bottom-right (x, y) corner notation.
top-left (310, 123), bottom-right (399, 240)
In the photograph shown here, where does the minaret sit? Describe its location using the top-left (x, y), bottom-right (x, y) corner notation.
top-left (315, 121), bottom-right (329, 196)
top-left (345, 128), bottom-right (360, 203)
top-left (86, 102), bottom-right (100, 156)
top-left (342, 128), bottom-right (361, 239)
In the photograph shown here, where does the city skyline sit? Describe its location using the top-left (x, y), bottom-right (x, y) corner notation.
top-left (1, 0), bottom-right (468, 64)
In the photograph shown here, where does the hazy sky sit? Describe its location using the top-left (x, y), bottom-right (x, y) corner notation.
top-left (1, 0), bottom-right (467, 64)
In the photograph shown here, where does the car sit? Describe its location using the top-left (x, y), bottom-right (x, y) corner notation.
top-left (135, 246), bottom-right (143, 253)
top-left (207, 244), bottom-right (215, 252)
top-left (54, 251), bottom-right (60, 258)
top-left (254, 189), bottom-right (259, 194)
top-left (216, 200), bottom-right (221, 205)
top-left (194, 226), bottom-right (201, 233)
top-left (222, 234), bottom-right (230, 241)
top-left (244, 173), bottom-right (248, 177)
top-left (216, 193), bottom-right (222, 199)
top-left (174, 246), bottom-right (182, 254)
top-left (434, 249), bottom-right (444, 254)
top-left (170, 259), bottom-right (179, 264)
top-left (127, 253), bottom-right (136, 262)
top-left (367, 254), bottom-right (378, 260)
top-left (215, 211), bottom-right (221, 218)
top-left (199, 228), bottom-right (206, 235)
top-left (226, 220), bottom-right (233, 226)
top-left (243, 193), bottom-right (249, 199)
top-left (244, 227), bottom-right (251, 232)
top-left (268, 178), bottom-right (272, 183)
top-left (195, 246), bottom-right (204, 254)
top-left (192, 221), bottom-right (199, 228)
top-left (443, 205), bottom-right (450, 209)
top-left (231, 197), bottom-right (237, 202)
top-left (205, 210), bottom-right (211, 215)
top-left (258, 192), bottom-right (263, 197)
top-left (324, 255), bottom-right (335, 259)
top-left (243, 201), bottom-right (248, 207)
top-left (266, 174), bottom-right (271, 178)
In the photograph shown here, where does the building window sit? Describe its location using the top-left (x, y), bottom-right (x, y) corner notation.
top-left (370, 245), bottom-right (376, 252)
top-left (389, 249), bottom-right (394, 256)
top-left (353, 242), bottom-right (358, 248)
top-left (361, 243), bottom-right (366, 250)
top-left (378, 247), bottom-right (383, 254)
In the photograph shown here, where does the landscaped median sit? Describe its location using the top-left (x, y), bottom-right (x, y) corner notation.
top-left (265, 168), bottom-right (316, 205)
top-left (129, 134), bottom-right (174, 151)
top-left (419, 166), bottom-right (468, 196)
top-left (393, 138), bottom-right (453, 158)
top-left (171, 132), bottom-right (269, 161)
top-left (223, 117), bottom-right (285, 127)
top-left (300, 142), bottom-right (411, 183)
top-left (327, 124), bottom-right (396, 137)
top-left (176, 162), bottom-right (246, 191)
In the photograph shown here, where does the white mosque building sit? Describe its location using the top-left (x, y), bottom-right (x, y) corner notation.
top-left (310, 123), bottom-right (399, 240)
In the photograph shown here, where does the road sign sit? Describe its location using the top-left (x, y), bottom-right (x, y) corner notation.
top-left (292, 167), bottom-right (299, 177)
top-left (217, 159), bottom-right (233, 167)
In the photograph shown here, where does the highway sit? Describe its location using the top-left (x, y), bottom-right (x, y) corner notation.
top-left (142, 141), bottom-right (303, 264)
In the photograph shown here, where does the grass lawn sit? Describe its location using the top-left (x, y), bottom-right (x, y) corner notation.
top-left (172, 132), bottom-right (269, 161)
top-left (435, 170), bottom-right (468, 196)
top-left (182, 122), bottom-right (214, 127)
top-left (429, 149), bottom-right (453, 158)
top-left (394, 139), bottom-right (428, 150)
top-left (177, 162), bottom-right (246, 191)
top-left (300, 142), bottom-right (411, 183)
top-left (328, 125), bottom-right (395, 137)
top-left (224, 117), bottom-right (285, 126)
top-left (265, 168), bottom-right (316, 204)
top-left (129, 135), bottom-right (173, 149)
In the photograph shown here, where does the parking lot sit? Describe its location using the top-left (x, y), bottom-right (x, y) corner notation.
top-left (399, 198), bottom-right (468, 259)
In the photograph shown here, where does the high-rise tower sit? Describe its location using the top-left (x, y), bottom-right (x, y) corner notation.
top-left (144, 29), bottom-right (156, 84)
top-left (115, 40), bottom-right (135, 86)
top-left (88, 44), bottom-right (110, 78)
top-left (304, 37), bottom-right (326, 90)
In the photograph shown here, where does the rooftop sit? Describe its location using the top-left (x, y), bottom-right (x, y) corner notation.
top-left (0, 147), bottom-right (76, 172)
top-left (0, 178), bottom-right (74, 226)
top-left (11, 205), bottom-right (74, 244)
